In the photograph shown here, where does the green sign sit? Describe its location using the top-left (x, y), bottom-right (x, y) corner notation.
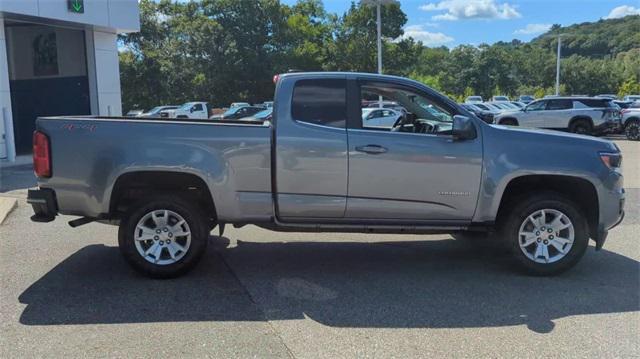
top-left (67, 0), bottom-right (84, 14)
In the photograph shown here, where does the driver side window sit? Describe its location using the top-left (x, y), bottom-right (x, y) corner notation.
top-left (359, 81), bottom-right (453, 134)
top-left (526, 100), bottom-right (546, 111)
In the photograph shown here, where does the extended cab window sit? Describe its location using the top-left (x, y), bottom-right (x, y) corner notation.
top-left (193, 104), bottom-right (203, 111)
top-left (292, 79), bottom-right (346, 128)
top-left (359, 81), bottom-right (453, 134)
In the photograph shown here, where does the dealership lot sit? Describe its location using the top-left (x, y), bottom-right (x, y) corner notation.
top-left (0, 138), bottom-right (638, 358)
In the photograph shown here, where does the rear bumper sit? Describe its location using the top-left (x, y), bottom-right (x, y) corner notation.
top-left (594, 120), bottom-right (621, 134)
top-left (27, 188), bottom-right (58, 222)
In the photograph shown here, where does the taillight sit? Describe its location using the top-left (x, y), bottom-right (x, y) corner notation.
top-left (33, 131), bottom-right (51, 177)
top-left (273, 74), bottom-right (280, 84)
top-left (599, 152), bottom-right (622, 170)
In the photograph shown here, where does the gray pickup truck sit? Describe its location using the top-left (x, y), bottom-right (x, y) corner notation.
top-left (28, 72), bottom-right (625, 278)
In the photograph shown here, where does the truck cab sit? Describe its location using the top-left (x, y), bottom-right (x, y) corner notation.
top-left (173, 102), bottom-right (210, 119)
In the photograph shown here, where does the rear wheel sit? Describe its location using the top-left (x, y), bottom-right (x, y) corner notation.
top-left (118, 195), bottom-right (208, 278)
top-left (625, 119), bottom-right (640, 141)
top-left (569, 119), bottom-right (592, 135)
top-left (500, 193), bottom-right (589, 276)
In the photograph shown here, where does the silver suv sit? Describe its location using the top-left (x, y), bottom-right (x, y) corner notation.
top-left (494, 97), bottom-right (621, 135)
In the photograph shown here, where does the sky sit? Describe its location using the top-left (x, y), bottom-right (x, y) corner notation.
top-left (281, 0), bottom-right (640, 47)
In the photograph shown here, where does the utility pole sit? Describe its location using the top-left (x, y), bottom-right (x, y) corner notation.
top-left (376, 3), bottom-right (382, 75)
top-left (555, 35), bottom-right (562, 96)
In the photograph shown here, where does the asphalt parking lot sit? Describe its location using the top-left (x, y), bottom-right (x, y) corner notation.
top-left (0, 138), bottom-right (638, 358)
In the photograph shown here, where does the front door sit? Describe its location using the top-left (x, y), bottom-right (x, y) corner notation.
top-left (519, 100), bottom-right (547, 128)
top-left (346, 79), bottom-right (483, 221)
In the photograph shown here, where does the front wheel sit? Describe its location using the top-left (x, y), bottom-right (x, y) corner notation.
top-left (118, 195), bottom-right (209, 278)
top-left (501, 193), bottom-right (589, 276)
top-left (625, 120), bottom-right (640, 141)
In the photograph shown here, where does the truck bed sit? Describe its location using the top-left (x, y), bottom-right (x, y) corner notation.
top-left (36, 115), bottom-right (274, 222)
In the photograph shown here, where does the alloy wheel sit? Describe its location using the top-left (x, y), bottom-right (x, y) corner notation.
top-left (518, 209), bottom-right (575, 264)
top-left (134, 209), bottom-right (192, 265)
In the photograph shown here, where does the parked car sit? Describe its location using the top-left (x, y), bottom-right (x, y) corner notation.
top-left (460, 103), bottom-right (494, 124)
top-left (518, 95), bottom-right (535, 104)
top-left (221, 105), bottom-right (265, 120)
top-left (510, 101), bottom-right (525, 108)
top-left (596, 94), bottom-right (617, 100)
top-left (138, 106), bottom-right (179, 118)
top-left (364, 100), bottom-right (407, 114)
top-left (612, 100), bottom-right (633, 109)
top-left (621, 107), bottom-right (640, 141)
top-left (488, 102), bottom-right (517, 111)
top-left (241, 108), bottom-right (273, 122)
top-left (230, 102), bottom-right (250, 108)
top-left (464, 96), bottom-right (483, 103)
top-left (361, 108), bottom-right (403, 129)
top-left (622, 95), bottom-right (640, 102)
top-left (491, 96), bottom-right (510, 102)
top-left (126, 109), bottom-right (144, 117)
top-left (471, 103), bottom-right (501, 114)
top-left (173, 102), bottom-right (211, 119)
top-left (28, 72), bottom-right (624, 278)
top-left (261, 101), bottom-right (274, 109)
top-left (494, 97), bottom-right (621, 135)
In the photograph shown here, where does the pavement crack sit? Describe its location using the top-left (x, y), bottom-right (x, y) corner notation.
top-left (216, 249), bottom-right (297, 359)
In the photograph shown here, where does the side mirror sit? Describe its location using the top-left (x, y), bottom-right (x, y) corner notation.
top-left (452, 115), bottom-right (477, 141)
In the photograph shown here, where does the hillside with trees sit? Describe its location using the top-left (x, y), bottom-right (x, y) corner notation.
top-left (119, 0), bottom-right (640, 112)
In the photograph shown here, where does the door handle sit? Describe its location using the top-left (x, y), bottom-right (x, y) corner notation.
top-left (355, 144), bottom-right (387, 154)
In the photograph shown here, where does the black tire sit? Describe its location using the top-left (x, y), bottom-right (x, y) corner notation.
top-left (500, 192), bottom-right (589, 276)
top-left (569, 119), bottom-right (592, 135)
top-left (625, 119), bottom-right (640, 141)
top-left (118, 195), bottom-right (209, 278)
top-left (500, 118), bottom-right (518, 126)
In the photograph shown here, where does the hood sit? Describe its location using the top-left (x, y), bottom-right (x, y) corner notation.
top-left (490, 124), bottom-right (618, 151)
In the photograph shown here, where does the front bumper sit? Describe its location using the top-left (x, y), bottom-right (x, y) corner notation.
top-left (27, 188), bottom-right (58, 222)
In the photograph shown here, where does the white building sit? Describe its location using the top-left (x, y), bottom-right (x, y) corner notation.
top-left (0, 0), bottom-right (139, 161)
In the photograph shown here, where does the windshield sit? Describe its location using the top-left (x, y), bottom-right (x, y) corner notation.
top-left (179, 103), bottom-right (194, 110)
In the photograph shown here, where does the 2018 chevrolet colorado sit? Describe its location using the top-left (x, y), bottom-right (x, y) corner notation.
top-left (28, 72), bottom-right (625, 278)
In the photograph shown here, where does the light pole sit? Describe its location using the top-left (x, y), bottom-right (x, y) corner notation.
top-left (361, 0), bottom-right (397, 75)
top-left (362, 0), bottom-right (397, 107)
top-left (555, 35), bottom-right (562, 96)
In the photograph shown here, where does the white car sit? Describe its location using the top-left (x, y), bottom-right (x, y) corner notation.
top-left (230, 102), bottom-right (250, 109)
top-left (465, 96), bottom-right (483, 104)
top-left (361, 108), bottom-right (403, 129)
top-left (623, 95), bottom-right (640, 102)
top-left (492, 95), bottom-right (510, 102)
top-left (173, 102), bottom-right (210, 119)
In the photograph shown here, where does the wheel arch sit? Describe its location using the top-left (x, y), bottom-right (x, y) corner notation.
top-left (108, 170), bottom-right (217, 224)
top-left (498, 117), bottom-right (518, 125)
top-left (495, 174), bottom-right (599, 239)
top-left (569, 115), bottom-right (593, 129)
top-left (624, 116), bottom-right (640, 128)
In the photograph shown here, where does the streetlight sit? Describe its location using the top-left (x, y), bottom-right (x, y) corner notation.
top-left (555, 34), bottom-right (565, 96)
top-left (361, 0), bottom-right (398, 75)
top-left (361, 0), bottom-right (398, 107)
